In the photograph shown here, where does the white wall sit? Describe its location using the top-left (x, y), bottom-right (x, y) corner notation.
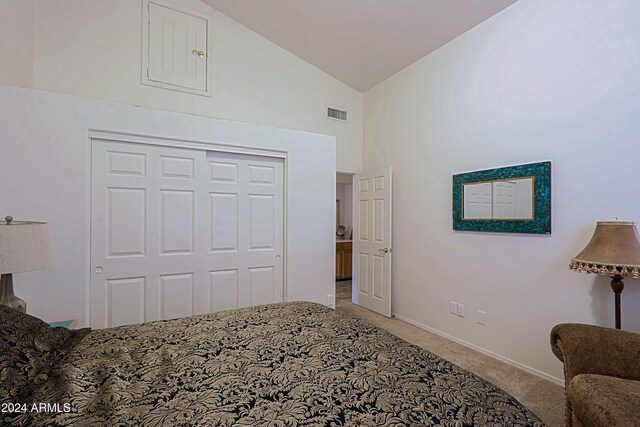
top-left (0, 0), bottom-right (35, 88)
top-left (363, 0), bottom-right (640, 382)
top-left (28, 0), bottom-right (362, 172)
top-left (0, 85), bottom-right (336, 326)
top-left (344, 184), bottom-right (353, 229)
top-left (0, 0), bottom-right (362, 171)
top-left (336, 183), bottom-right (353, 230)
top-left (336, 184), bottom-right (345, 227)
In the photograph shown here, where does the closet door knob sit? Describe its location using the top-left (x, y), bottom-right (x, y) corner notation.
top-left (192, 50), bottom-right (206, 58)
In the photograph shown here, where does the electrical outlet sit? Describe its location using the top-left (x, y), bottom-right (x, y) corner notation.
top-left (477, 310), bottom-right (487, 325)
top-left (457, 304), bottom-right (465, 317)
top-left (327, 294), bottom-right (334, 306)
top-left (450, 301), bottom-right (458, 315)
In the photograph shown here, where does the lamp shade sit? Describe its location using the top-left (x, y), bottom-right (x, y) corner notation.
top-left (0, 219), bottom-right (50, 274)
top-left (570, 221), bottom-right (640, 278)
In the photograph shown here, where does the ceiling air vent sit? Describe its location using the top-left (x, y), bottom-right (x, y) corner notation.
top-left (327, 107), bottom-right (348, 122)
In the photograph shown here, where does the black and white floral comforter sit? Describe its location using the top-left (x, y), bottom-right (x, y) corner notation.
top-left (1, 302), bottom-right (545, 426)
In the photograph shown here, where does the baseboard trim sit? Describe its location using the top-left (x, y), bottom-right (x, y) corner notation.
top-left (392, 312), bottom-right (564, 386)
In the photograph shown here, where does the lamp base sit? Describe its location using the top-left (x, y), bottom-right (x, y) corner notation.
top-left (610, 274), bottom-right (624, 330)
top-left (0, 273), bottom-right (27, 313)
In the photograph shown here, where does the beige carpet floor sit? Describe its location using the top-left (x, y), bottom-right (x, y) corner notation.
top-left (335, 280), bottom-right (353, 308)
top-left (335, 281), bottom-right (565, 427)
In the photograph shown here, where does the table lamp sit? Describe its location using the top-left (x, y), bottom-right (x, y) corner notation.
top-left (0, 216), bottom-right (51, 313)
top-left (570, 221), bottom-right (640, 329)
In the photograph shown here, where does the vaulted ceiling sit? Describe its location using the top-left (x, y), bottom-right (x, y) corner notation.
top-left (202, 0), bottom-right (518, 92)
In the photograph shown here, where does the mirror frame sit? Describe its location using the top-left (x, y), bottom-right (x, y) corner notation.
top-left (452, 161), bottom-right (551, 234)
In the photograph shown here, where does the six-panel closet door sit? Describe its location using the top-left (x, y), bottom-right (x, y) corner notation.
top-left (90, 140), bottom-right (284, 328)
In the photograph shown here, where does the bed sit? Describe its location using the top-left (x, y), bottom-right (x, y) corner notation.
top-left (1, 302), bottom-right (545, 426)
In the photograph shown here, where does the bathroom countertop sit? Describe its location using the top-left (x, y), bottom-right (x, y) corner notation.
top-left (336, 239), bottom-right (352, 243)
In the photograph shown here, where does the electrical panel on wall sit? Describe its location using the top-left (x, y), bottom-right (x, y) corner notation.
top-left (142, 0), bottom-right (211, 96)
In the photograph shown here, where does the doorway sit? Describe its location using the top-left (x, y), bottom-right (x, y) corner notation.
top-left (336, 168), bottom-right (393, 316)
top-left (336, 172), bottom-right (354, 307)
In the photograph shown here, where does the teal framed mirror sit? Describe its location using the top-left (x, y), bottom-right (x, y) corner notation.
top-left (453, 161), bottom-right (551, 234)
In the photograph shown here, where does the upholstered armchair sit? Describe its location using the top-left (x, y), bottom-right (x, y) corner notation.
top-left (550, 323), bottom-right (640, 427)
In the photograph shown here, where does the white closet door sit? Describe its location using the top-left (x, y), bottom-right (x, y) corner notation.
top-left (90, 140), bottom-right (284, 328)
top-left (206, 152), bottom-right (284, 311)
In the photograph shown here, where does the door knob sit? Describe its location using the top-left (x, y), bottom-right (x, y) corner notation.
top-left (379, 248), bottom-right (390, 254)
top-left (276, 255), bottom-right (281, 261)
top-left (192, 50), bottom-right (206, 58)
top-left (94, 266), bottom-right (104, 274)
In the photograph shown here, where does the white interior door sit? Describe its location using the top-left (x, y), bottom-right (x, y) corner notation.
top-left (147, 2), bottom-right (208, 91)
top-left (90, 140), bottom-right (284, 328)
top-left (353, 167), bottom-right (392, 317)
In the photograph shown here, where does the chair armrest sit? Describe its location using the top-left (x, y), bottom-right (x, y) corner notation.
top-left (551, 323), bottom-right (640, 383)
